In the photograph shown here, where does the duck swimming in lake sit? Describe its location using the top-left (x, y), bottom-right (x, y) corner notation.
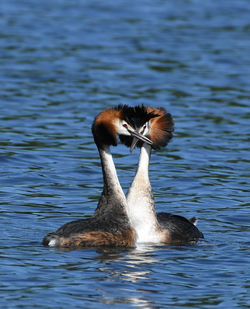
top-left (42, 105), bottom-right (152, 248)
top-left (120, 105), bottom-right (204, 244)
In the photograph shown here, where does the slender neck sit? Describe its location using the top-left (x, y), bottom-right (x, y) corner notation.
top-left (134, 143), bottom-right (151, 184)
top-left (127, 143), bottom-right (160, 241)
top-left (127, 143), bottom-right (153, 197)
top-left (94, 145), bottom-right (128, 218)
top-left (99, 146), bottom-right (124, 196)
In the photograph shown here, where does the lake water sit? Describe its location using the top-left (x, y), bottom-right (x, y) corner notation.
top-left (0, 0), bottom-right (249, 308)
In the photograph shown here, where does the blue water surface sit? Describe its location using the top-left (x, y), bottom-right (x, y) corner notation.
top-left (0, 0), bottom-right (249, 308)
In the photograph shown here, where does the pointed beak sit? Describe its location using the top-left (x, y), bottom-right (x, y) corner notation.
top-left (130, 137), bottom-right (139, 152)
top-left (127, 129), bottom-right (152, 152)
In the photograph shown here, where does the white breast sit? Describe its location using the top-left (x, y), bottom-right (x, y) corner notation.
top-left (127, 191), bottom-right (162, 244)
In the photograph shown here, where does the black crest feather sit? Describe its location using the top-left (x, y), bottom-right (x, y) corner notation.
top-left (119, 105), bottom-right (174, 150)
top-left (115, 104), bottom-right (158, 128)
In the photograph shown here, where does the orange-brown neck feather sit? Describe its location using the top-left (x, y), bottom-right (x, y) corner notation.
top-left (92, 109), bottom-right (122, 148)
top-left (146, 107), bottom-right (174, 149)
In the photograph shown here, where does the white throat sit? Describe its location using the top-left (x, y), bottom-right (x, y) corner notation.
top-left (95, 146), bottom-right (128, 214)
top-left (100, 147), bottom-right (125, 195)
top-left (126, 144), bottom-right (161, 243)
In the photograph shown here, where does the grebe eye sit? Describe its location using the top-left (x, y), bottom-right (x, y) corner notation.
top-left (141, 124), bottom-right (146, 133)
top-left (123, 124), bottom-right (128, 128)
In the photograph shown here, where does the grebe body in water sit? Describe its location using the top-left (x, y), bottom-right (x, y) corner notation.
top-left (120, 105), bottom-right (204, 244)
top-left (43, 105), bottom-right (152, 249)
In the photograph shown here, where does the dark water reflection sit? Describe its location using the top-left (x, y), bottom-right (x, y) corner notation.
top-left (1, 0), bottom-right (250, 308)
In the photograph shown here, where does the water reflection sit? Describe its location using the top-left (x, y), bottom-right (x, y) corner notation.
top-left (89, 242), bottom-right (208, 307)
top-left (92, 245), bottom-right (161, 308)
top-left (98, 245), bottom-right (159, 281)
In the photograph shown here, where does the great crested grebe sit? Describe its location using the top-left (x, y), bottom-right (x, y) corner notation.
top-left (42, 105), bottom-right (152, 249)
top-left (120, 105), bottom-right (204, 244)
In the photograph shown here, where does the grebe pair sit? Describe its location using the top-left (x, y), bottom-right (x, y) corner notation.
top-left (43, 105), bottom-right (203, 248)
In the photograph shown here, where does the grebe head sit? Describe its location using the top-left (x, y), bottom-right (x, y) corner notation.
top-left (119, 105), bottom-right (174, 151)
top-left (92, 105), bottom-right (153, 149)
